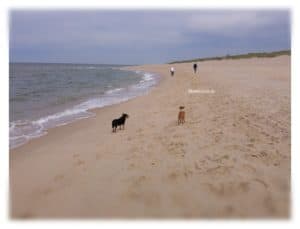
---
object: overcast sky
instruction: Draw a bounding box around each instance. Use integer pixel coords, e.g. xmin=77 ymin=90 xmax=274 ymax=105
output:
xmin=9 ymin=10 xmax=290 ymax=64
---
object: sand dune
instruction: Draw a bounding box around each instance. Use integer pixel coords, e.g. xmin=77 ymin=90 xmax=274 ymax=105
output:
xmin=10 ymin=56 xmax=290 ymax=218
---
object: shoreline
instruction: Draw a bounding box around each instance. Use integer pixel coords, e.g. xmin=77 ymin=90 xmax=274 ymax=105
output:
xmin=10 ymin=57 xmax=290 ymax=218
xmin=10 ymin=67 xmax=162 ymax=150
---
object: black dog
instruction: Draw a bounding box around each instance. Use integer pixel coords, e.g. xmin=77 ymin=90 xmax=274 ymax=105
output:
xmin=112 ymin=113 xmax=129 ymax=132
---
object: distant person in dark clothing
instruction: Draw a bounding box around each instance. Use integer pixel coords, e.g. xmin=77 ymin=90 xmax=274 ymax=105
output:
xmin=193 ymin=63 xmax=198 ymax=73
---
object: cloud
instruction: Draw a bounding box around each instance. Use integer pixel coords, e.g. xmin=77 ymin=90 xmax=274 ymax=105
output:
xmin=186 ymin=11 xmax=289 ymax=36
xmin=9 ymin=10 xmax=290 ymax=64
xmin=10 ymin=10 xmax=187 ymax=47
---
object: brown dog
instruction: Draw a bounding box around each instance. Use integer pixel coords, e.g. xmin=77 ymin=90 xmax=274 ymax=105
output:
xmin=178 ymin=106 xmax=185 ymax=125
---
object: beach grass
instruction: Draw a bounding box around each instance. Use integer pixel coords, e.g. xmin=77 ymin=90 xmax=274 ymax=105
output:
xmin=168 ymin=50 xmax=291 ymax=64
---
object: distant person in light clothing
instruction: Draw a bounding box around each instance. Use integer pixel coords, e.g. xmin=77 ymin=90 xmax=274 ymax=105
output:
xmin=170 ymin=67 xmax=175 ymax=76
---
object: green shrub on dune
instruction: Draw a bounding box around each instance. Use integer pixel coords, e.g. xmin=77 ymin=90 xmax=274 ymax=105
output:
xmin=168 ymin=50 xmax=291 ymax=64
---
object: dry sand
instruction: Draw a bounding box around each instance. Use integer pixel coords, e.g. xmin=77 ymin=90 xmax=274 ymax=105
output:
xmin=10 ymin=56 xmax=291 ymax=219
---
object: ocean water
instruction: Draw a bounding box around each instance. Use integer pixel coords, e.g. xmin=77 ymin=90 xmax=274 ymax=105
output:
xmin=9 ymin=63 xmax=159 ymax=149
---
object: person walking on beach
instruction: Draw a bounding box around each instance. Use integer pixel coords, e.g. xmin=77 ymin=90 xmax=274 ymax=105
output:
xmin=170 ymin=67 xmax=175 ymax=76
xmin=193 ymin=63 xmax=198 ymax=74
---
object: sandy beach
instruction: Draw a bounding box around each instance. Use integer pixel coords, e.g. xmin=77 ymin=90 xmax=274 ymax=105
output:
xmin=10 ymin=56 xmax=291 ymax=219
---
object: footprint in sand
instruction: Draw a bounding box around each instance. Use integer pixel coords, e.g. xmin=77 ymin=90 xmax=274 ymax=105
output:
xmin=214 ymin=136 xmax=221 ymax=143
xmin=246 ymin=151 xmax=269 ymax=162
xmin=224 ymin=144 xmax=249 ymax=152
xmin=238 ymin=182 xmax=250 ymax=192
xmin=249 ymin=138 xmax=256 ymax=143
xmin=132 ymin=175 xmax=147 ymax=186
xmin=260 ymin=131 xmax=270 ymax=137
xmin=128 ymin=163 xmax=135 ymax=169
xmin=224 ymin=205 xmax=235 ymax=215
xmin=194 ymin=160 xmax=204 ymax=171
xmin=183 ymin=167 xmax=193 ymax=178
xmin=205 ymin=165 xmax=233 ymax=176
xmin=173 ymin=134 xmax=181 ymax=139
xmin=54 ymin=174 xmax=65 ymax=183
xmin=39 ymin=187 xmax=54 ymax=196
xmin=208 ymin=154 xmax=230 ymax=163
xmin=203 ymin=181 xmax=250 ymax=197
xmin=259 ymin=151 xmax=268 ymax=157
xmin=168 ymin=171 xmax=180 ymax=181
xmin=96 ymin=153 xmax=101 ymax=160
xmin=252 ymin=178 xmax=269 ymax=189
xmin=75 ymin=159 xmax=85 ymax=166
xmin=194 ymin=162 xmax=202 ymax=171
xmin=167 ymin=141 xmax=186 ymax=158
xmin=241 ymin=163 xmax=257 ymax=173
xmin=72 ymin=153 xmax=87 ymax=171
xmin=246 ymin=143 xmax=255 ymax=148
xmin=73 ymin=153 xmax=80 ymax=158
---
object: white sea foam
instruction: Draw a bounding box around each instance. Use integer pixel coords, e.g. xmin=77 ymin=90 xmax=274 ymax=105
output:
xmin=142 ymin=73 xmax=154 ymax=81
xmin=105 ymin=87 xmax=125 ymax=95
